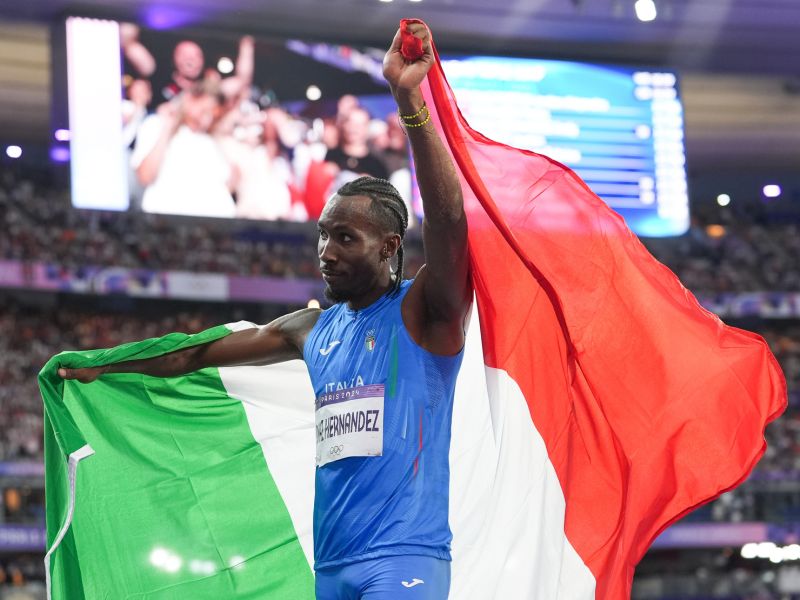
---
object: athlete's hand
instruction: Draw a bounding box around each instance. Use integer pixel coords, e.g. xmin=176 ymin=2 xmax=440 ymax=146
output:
xmin=383 ymin=22 xmax=433 ymax=92
xmin=58 ymin=366 xmax=107 ymax=384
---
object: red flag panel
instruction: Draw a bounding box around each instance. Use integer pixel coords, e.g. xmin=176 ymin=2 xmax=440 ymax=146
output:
xmin=404 ymin=19 xmax=788 ymax=599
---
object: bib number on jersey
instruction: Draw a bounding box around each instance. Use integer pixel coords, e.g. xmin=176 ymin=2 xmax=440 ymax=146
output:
xmin=315 ymin=384 xmax=384 ymax=467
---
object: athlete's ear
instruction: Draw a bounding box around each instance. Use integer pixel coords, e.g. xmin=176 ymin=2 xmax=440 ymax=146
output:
xmin=382 ymin=234 xmax=401 ymax=258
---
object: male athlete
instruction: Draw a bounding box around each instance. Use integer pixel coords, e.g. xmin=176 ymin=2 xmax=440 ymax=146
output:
xmin=59 ymin=22 xmax=471 ymax=600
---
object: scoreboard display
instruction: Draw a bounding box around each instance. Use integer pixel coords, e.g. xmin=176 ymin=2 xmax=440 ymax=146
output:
xmin=441 ymin=56 xmax=688 ymax=236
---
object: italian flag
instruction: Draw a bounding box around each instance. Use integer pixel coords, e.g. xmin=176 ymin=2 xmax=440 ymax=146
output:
xmin=40 ymin=24 xmax=786 ymax=600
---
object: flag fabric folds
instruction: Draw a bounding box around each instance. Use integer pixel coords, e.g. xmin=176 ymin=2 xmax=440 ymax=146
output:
xmin=40 ymin=21 xmax=786 ymax=600
xmin=39 ymin=325 xmax=318 ymax=599
xmin=409 ymin=18 xmax=787 ymax=599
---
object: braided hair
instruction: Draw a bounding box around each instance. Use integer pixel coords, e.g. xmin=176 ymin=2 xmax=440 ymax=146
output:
xmin=335 ymin=176 xmax=409 ymax=294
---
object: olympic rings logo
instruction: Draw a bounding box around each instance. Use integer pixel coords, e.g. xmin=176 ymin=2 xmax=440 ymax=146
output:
xmin=329 ymin=445 xmax=344 ymax=456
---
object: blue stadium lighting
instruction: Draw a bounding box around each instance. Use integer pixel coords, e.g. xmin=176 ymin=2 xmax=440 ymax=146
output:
xmin=5 ymin=145 xmax=22 ymax=159
xmin=763 ymin=184 xmax=782 ymax=198
xmin=141 ymin=7 xmax=197 ymax=30
xmin=50 ymin=147 xmax=71 ymax=163
xmin=716 ymin=194 xmax=731 ymax=206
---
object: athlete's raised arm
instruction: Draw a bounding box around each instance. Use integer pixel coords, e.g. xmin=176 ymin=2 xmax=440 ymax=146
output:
xmin=383 ymin=22 xmax=471 ymax=354
xmin=58 ymin=308 xmax=320 ymax=383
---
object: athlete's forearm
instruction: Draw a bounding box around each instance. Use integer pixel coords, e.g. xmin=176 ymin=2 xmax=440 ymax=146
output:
xmin=60 ymin=310 xmax=320 ymax=385
xmin=102 ymin=344 xmax=207 ymax=378
xmin=102 ymin=324 xmax=299 ymax=377
xmin=382 ymin=23 xmax=471 ymax=323
xmin=58 ymin=343 xmax=209 ymax=384
xmin=392 ymin=86 xmax=464 ymax=227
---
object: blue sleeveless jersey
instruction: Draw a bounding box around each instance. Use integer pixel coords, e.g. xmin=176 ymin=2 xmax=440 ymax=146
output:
xmin=303 ymin=279 xmax=464 ymax=569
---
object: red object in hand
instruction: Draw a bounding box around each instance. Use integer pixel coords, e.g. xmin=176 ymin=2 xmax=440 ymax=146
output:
xmin=400 ymin=19 xmax=425 ymax=61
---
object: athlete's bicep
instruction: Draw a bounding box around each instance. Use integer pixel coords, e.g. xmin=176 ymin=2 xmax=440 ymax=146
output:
xmin=196 ymin=308 xmax=321 ymax=368
xmin=403 ymin=268 xmax=469 ymax=355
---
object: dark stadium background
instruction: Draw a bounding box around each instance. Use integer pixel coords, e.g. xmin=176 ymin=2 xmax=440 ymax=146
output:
xmin=0 ymin=1 xmax=799 ymax=598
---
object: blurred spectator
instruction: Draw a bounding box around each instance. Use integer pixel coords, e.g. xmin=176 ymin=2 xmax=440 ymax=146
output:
xmin=372 ymin=112 xmax=415 ymax=227
xmin=120 ymin=23 xmax=156 ymax=79
xmin=162 ymin=40 xmax=205 ymax=100
xmin=132 ymin=80 xmax=238 ymax=218
xmin=0 ymin=300 xmax=221 ymax=462
xmin=217 ymin=103 xmax=300 ymax=221
xmin=0 ymin=555 xmax=46 ymax=598
xmin=302 ymin=105 xmax=391 ymax=219
xmin=122 ymin=78 xmax=154 ymax=210
xmin=372 ymin=112 xmax=409 ymax=178
xmin=149 ymin=36 xmax=254 ymax=107
xmin=122 ymin=79 xmax=153 ymax=147
xmin=324 ymin=106 xmax=389 ymax=180
xmin=645 ymin=219 xmax=800 ymax=292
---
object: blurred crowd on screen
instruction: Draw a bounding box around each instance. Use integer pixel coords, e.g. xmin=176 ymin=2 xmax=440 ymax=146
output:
xmin=119 ymin=26 xmax=415 ymax=223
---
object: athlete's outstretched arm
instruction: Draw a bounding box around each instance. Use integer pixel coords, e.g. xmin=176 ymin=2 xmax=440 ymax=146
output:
xmin=383 ymin=23 xmax=471 ymax=346
xmin=58 ymin=308 xmax=320 ymax=383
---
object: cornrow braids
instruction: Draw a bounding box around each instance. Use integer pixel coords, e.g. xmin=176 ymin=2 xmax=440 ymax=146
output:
xmin=336 ymin=176 xmax=409 ymax=294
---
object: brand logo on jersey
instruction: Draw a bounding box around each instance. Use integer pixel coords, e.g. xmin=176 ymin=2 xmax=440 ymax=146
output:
xmin=401 ymin=578 xmax=424 ymax=588
xmin=365 ymin=329 xmax=376 ymax=352
xmin=319 ymin=340 xmax=341 ymax=356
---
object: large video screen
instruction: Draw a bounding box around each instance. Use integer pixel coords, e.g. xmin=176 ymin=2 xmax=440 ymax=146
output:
xmin=440 ymin=56 xmax=689 ymax=236
xmin=61 ymin=17 xmax=688 ymax=236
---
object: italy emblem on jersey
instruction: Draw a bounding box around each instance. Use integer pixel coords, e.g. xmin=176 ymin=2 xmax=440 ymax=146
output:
xmin=365 ymin=329 xmax=376 ymax=352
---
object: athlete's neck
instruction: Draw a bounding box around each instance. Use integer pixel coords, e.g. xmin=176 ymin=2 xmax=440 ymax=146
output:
xmin=346 ymin=279 xmax=395 ymax=311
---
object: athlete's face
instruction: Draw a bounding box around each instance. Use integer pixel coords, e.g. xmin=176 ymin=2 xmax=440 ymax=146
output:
xmin=317 ymin=195 xmax=387 ymax=304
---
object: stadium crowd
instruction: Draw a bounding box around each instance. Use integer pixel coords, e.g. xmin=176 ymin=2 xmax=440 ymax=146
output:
xmin=0 ymin=166 xmax=798 ymax=600
xmin=645 ymin=220 xmax=800 ymax=293
xmin=0 ymin=173 xmax=426 ymax=279
xmin=0 ymin=172 xmax=796 ymax=291
xmin=0 ymin=301 xmax=224 ymax=462
xmin=1 ymin=168 xmax=799 ymax=456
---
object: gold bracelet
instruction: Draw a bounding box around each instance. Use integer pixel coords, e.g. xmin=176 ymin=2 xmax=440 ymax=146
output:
xmin=399 ymin=103 xmax=428 ymax=121
xmin=402 ymin=111 xmax=431 ymax=128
